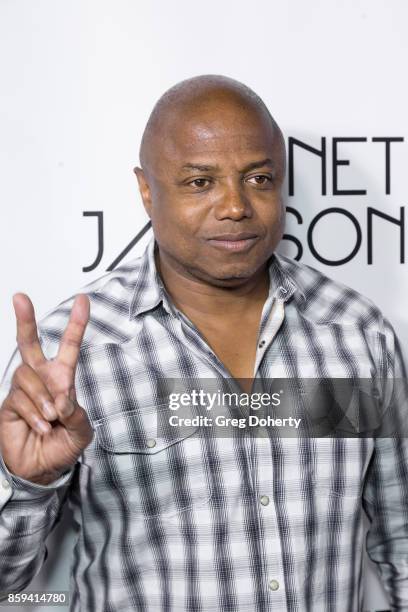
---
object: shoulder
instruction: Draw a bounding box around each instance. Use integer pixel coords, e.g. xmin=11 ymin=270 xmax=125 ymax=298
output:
xmin=275 ymin=252 xmax=388 ymax=334
xmin=37 ymin=254 xmax=145 ymax=354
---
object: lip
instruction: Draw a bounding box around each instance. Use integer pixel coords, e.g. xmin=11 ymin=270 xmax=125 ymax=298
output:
xmin=207 ymin=233 xmax=260 ymax=252
xmin=208 ymin=232 xmax=258 ymax=241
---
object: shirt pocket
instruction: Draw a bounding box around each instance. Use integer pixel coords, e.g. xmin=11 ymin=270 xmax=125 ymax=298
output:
xmin=299 ymin=438 xmax=372 ymax=597
xmin=311 ymin=437 xmax=374 ymax=498
xmin=91 ymin=403 xmax=213 ymax=521
xmin=296 ymin=378 xmax=384 ymax=438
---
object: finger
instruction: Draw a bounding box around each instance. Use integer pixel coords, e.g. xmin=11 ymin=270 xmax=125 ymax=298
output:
xmin=54 ymin=394 xmax=94 ymax=450
xmin=13 ymin=293 xmax=46 ymax=368
xmin=5 ymin=388 xmax=52 ymax=435
xmin=12 ymin=363 xmax=58 ymax=421
xmin=57 ymin=294 xmax=90 ymax=369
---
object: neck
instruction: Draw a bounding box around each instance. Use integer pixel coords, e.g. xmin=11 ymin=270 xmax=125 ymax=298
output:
xmin=155 ymin=247 xmax=271 ymax=318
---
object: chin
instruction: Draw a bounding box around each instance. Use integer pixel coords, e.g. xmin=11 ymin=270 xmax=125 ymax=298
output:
xmin=206 ymin=266 xmax=258 ymax=284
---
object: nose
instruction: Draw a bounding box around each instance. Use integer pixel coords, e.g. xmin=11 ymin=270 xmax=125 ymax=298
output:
xmin=213 ymin=180 xmax=253 ymax=221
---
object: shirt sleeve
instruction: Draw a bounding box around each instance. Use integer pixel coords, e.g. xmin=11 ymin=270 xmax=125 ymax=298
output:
xmin=363 ymin=317 xmax=408 ymax=610
xmin=0 ymin=344 xmax=75 ymax=600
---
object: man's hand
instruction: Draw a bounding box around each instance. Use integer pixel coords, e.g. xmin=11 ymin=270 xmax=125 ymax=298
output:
xmin=0 ymin=293 xmax=94 ymax=485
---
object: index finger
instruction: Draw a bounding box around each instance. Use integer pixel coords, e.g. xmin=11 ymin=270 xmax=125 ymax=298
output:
xmin=57 ymin=294 xmax=90 ymax=368
xmin=13 ymin=293 xmax=46 ymax=368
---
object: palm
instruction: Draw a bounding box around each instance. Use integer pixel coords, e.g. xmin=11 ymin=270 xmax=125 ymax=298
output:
xmin=9 ymin=360 xmax=77 ymax=477
xmin=0 ymin=293 xmax=92 ymax=483
xmin=37 ymin=358 xmax=76 ymax=400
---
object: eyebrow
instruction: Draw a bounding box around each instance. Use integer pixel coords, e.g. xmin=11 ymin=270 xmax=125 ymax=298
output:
xmin=180 ymin=158 xmax=274 ymax=174
xmin=181 ymin=163 xmax=220 ymax=172
xmin=241 ymin=158 xmax=274 ymax=172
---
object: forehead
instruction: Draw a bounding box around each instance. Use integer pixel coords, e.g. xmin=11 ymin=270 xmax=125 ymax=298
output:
xmin=162 ymin=113 xmax=281 ymax=166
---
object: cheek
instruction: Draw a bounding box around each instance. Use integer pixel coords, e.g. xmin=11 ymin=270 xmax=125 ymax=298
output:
xmin=152 ymin=195 xmax=208 ymax=235
xmin=275 ymin=200 xmax=286 ymax=229
xmin=257 ymin=196 xmax=285 ymax=227
xmin=149 ymin=203 xmax=206 ymax=261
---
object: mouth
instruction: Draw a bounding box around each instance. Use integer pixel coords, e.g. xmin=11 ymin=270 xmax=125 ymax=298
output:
xmin=207 ymin=232 xmax=260 ymax=252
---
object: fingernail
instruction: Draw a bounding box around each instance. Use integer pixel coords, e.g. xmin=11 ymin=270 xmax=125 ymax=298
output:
xmin=43 ymin=401 xmax=57 ymax=420
xmin=60 ymin=398 xmax=75 ymax=418
xmin=36 ymin=419 xmax=51 ymax=434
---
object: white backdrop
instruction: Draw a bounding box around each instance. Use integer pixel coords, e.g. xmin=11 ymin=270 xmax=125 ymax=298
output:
xmin=1 ymin=1 xmax=407 ymax=610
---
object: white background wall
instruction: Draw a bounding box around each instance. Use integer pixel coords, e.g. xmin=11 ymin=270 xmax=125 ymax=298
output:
xmin=1 ymin=1 xmax=407 ymax=610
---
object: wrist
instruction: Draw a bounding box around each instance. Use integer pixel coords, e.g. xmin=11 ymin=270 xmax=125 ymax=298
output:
xmin=2 ymin=460 xmax=66 ymax=486
xmin=29 ymin=472 xmax=66 ymax=486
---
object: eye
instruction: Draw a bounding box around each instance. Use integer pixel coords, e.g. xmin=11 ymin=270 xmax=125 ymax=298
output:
xmin=246 ymin=174 xmax=272 ymax=186
xmin=189 ymin=178 xmax=210 ymax=188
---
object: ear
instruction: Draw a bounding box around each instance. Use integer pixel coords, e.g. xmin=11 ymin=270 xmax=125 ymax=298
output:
xmin=134 ymin=167 xmax=152 ymax=218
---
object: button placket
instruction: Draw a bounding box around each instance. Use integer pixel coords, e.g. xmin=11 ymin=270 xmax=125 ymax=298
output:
xmin=254 ymin=298 xmax=285 ymax=375
xmin=252 ymin=437 xmax=286 ymax=603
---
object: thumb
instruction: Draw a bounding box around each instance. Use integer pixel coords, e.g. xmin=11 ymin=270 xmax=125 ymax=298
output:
xmin=55 ymin=393 xmax=94 ymax=450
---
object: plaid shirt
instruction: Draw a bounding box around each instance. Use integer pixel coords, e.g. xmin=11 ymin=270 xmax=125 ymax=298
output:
xmin=1 ymin=235 xmax=408 ymax=611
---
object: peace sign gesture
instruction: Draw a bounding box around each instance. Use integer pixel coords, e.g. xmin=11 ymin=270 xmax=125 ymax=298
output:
xmin=0 ymin=293 xmax=93 ymax=485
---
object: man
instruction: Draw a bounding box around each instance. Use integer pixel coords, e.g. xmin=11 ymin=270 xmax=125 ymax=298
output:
xmin=0 ymin=75 xmax=407 ymax=611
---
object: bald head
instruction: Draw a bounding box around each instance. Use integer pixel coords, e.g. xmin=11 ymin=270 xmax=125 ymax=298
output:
xmin=139 ymin=75 xmax=285 ymax=174
xmin=134 ymin=74 xmax=287 ymax=288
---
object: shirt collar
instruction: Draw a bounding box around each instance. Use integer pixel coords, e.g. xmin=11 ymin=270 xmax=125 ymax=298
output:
xmin=128 ymin=237 xmax=170 ymax=320
xmin=268 ymin=251 xmax=307 ymax=303
xmin=128 ymin=235 xmax=306 ymax=320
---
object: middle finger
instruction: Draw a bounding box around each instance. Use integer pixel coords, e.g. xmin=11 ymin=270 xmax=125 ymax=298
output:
xmin=12 ymin=363 xmax=58 ymax=421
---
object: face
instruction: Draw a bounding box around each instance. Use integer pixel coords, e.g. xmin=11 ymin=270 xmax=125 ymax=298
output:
xmin=135 ymin=98 xmax=286 ymax=288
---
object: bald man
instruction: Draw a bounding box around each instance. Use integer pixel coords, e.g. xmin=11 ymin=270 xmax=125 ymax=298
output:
xmin=0 ymin=75 xmax=407 ymax=611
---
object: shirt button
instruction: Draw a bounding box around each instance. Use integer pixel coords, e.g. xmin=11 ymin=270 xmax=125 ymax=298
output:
xmin=1 ymin=479 xmax=11 ymax=490
xmin=258 ymin=340 xmax=266 ymax=348
xmin=146 ymin=438 xmax=156 ymax=448
xmin=269 ymin=579 xmax=279 ymax=591
xmin=260 ymin=495 xmax=270 ymax=506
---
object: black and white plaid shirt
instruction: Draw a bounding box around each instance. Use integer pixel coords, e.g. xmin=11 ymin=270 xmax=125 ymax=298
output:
xmin=1 ymin=235 xmax=408 ymax=611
